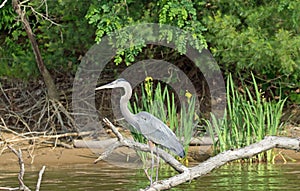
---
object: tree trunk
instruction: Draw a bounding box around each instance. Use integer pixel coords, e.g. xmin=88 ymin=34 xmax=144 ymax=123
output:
xmin=12 ymin=0 xmax=59 ymax=100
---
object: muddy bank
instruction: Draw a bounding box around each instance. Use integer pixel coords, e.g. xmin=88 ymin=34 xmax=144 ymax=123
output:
xmin=1 ymin=143 xmax=300 ymax=171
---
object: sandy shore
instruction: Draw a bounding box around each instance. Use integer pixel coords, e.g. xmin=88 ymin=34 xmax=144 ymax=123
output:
xmin=1 ymin=144 xmax=300 ymax=171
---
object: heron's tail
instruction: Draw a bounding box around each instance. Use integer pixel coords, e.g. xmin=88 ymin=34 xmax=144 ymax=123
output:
xmin=178 ymin=150 xmax=185 ymax=158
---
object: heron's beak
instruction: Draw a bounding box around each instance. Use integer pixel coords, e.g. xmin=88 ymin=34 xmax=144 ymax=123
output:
xmin=95 ymin=82 xmax=114 ymax=90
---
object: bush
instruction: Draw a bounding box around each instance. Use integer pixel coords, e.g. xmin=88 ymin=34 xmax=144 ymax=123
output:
xmin=201 ymin=0 xmax=300 ymax=102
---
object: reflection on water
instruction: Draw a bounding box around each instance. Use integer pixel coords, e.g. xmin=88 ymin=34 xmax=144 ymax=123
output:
xmin=188 ymin=164 xmax=300 ymax=191
xmin=1 ymin=163 xmax=300 ymax=190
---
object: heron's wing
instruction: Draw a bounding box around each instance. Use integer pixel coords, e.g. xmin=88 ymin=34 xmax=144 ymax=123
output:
xmin=134 ymin=112 xmax=184 ymax=157
xmin=134 ymin=112 xmax=178 ymax=142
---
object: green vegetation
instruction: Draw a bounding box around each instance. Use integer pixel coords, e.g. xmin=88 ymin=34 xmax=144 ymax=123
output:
xmin=206 ymin=74 xmax=287 ymax=162
xmin=201 ymin=0 xmax=300 ymax=103
xmin=1 ymin=0 xmax=298 ymax=102
xmin=85 ymin=0 xmax=206 ymax=65
xmin=0 ymin=0 xmax=298 ymax=163
xmin=0 ymin=0 xmax=95 ymax=78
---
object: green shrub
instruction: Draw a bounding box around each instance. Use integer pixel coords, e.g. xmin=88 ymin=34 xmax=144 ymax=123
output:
xmin=201 ymin=0 xmax=300 ymax=102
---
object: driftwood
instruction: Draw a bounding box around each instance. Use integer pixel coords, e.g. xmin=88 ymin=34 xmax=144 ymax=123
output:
xmin=73 ymin=136 xmax=214 ymax=149
xmin=142 ymin=136 xmax=300 ymax=191
xmin=0 ymin=121 xmax=91 ymax=147
xmin=74 ymin=138 xmax=118 ymax=149
xmin=0 ymin=146 xmax=46 ymax=191
xmin=99 ymin=118 xmax=300 ymax=190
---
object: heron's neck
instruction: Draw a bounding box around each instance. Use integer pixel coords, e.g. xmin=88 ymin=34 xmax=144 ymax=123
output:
xmin=119 ymin=85 xmax=136 ymax=125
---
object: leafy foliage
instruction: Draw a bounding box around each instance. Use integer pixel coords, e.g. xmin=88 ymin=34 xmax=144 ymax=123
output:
xmin=200 ymin=0 xmax=300 ymax=101
xmin=0 ymin=0 xmax=299 ymax=104
xmin=0 ymin=0 xmax=96 ymax=78
xmin=85 ymin=0 xmax=207 ymax=65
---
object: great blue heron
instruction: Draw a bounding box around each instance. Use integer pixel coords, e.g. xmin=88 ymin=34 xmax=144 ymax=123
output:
xmin=96 ymin=78 xmax=185 ymax=184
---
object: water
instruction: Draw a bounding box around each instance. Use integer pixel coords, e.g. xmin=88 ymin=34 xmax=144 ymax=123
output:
xmin=1 ymin=163 xmax=300 ymax=190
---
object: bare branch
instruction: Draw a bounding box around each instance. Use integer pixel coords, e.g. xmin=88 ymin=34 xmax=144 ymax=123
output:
xmin=28 ymin=5 xmax=60 ymax=26
xmin=142 ymin=136 xmax=300 ymax=190
xmin=94 ymin=142 xmax=121 ymax=163
xmin=103 ymin=118 xmax=124 ymax=142
xmin=7 ymin=146 xmax=31 ymax=191
xmin=0 ymin=0 xmax=8 ymax=9
xmin=98 ymin=118 xmax=188 ymax=173
xmin=0 ymin=186 xmax=19 ymax=190
xmin=35 ymin=166 xmax=46 ymax=191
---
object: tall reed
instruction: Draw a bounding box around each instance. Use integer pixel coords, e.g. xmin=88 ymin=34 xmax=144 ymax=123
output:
xmin=206 ymin=73 xmax=286 ymax=162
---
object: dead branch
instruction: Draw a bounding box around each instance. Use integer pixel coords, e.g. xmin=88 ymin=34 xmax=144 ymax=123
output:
xmin=1 ymin=146 xmax=46 ymax=191
xmin=36 ymin=166 xmax=46 ymax=191
xmin=73 ymin=138 xmax=118 ymax=149
xmin=0 ymin=128 xmax=91 ymax=145
xmin=142 ymin=136 xmax=300 ymax=191
xmin=7 ymin=145 xmax=30 ymax=191
xmin=95 ymin=118 xmax=188 ymax=173
xmin=0 ymin=0 xmax=8 ymax=9
xmin=0 ymin=187 xmax=19 ymax=190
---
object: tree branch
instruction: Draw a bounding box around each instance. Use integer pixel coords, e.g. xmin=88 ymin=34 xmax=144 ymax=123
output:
xmin=4 ymin=146 xmax=46 ymax=191
xmin=12 ymin=0 xmax=59 ymax=100
xmin=95 ymin=118 xmax=188 ymax=173
xmin=36 ymin=166 xmax=46 ymax=191
xmin=7 ymin=146 xmax=30 ymax=191
xmin=0 ymin=0 xmax=8 ymax=9
xmin=142 ymin=136 xmax=300 ymax=191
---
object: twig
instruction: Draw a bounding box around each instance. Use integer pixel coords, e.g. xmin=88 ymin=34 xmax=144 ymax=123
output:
xmin=50 ymin=99 xmax=78 ymax=131
xmin=29 ymin=6 xmax=60 ymax=26
xmin=0 ymin=82 xmax=11 ymax=106
xmin=35 ymin=166 xmax=46 ymax=191
xmin=94 ymin=142 xmax=121 ymax=163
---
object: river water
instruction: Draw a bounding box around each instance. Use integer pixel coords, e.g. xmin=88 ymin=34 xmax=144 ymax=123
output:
xmin=1 ymin=162 xmax=300 ymax=190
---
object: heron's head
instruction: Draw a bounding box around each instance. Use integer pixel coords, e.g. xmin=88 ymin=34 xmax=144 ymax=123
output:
xmin=96 ymin=78 xmax=131 ymax=90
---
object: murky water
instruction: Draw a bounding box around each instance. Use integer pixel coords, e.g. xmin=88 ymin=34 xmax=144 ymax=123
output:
xmin=1 ymin=162 xmax=300 ymax=190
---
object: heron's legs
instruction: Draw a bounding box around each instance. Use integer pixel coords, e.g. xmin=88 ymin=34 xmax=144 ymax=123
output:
xmin=155 ymin=146 xmax=159 ymax=182
xmin=148 ymin=141 xmax=154 ymax=186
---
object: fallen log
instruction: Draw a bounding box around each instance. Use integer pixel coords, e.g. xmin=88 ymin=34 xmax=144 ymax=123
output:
xmin=142 ymin=136 xmax=300 ymax=191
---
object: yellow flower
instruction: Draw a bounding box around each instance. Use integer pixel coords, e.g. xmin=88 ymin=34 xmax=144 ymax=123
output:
xmin=185 ymin=90 xmax=192 ymax=100
xmin=145 ymin=76 xmax=153 ymax=82
xmin=144 ymin=76 xmax=153 ymax=102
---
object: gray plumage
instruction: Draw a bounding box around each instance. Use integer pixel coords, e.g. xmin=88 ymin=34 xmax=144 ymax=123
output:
xmin=96 ymin=78 xmax=185 ymax=158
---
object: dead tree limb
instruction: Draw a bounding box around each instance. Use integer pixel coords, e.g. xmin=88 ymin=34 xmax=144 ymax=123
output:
xmin=36 ymin=166 xmax=46 ymax=191
xmin=95 ymin=118 xmax=188 ymax=173
xmin=0 ymin=0 xmax=8 ymax=9
xmin=142 ymin=136 xmax=300 ymax=191
xmin=2 ymin=146 xmax=46 ymax=191
xmin=7 ymin=146 xmax=30 ymax=191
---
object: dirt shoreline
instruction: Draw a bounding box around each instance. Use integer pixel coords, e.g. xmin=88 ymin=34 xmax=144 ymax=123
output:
xmin=1 ymin=144 xmax=300 ymax=171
